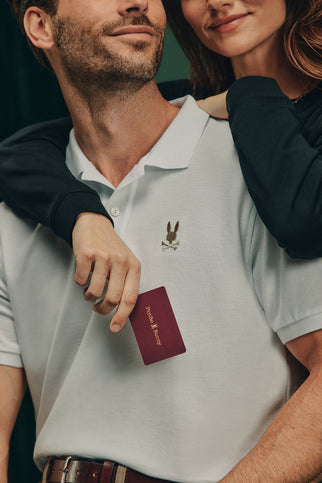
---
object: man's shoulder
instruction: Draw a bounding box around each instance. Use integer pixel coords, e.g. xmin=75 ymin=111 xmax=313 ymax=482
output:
xmin=0 ymin=202 xmax=38 ymax=237
xmin=0 ymin=202 xmax=71 ymax=274
xmin=175 ymin=95 xmax=233 ymax=143
xmin=0 ymin=201 xmax=19 ymax=220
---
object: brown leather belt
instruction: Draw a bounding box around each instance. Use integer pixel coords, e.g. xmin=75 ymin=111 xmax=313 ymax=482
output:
xmin=42 ymin=456 xmax=176 ymax=483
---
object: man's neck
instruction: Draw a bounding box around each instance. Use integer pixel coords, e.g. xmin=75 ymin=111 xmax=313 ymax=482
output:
xmin=62 ymin=80 xmax=179 ymax=187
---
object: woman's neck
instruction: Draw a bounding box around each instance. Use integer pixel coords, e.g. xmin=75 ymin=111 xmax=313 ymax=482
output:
xmin=230 ymin=34 xmax=312 ymax=100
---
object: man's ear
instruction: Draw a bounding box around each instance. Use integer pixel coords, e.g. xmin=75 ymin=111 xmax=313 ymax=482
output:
xmin=23 ymin=7 xmax=55 ymax=50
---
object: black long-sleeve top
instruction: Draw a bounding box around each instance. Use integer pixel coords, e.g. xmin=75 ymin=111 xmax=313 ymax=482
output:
xmin=0 ymin=77 xmax=321 ymax=257
xmin=227 ymin=77 xmax=322 ymax=257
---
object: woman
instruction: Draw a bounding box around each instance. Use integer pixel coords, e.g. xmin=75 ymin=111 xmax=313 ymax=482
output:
xmin=164 ymin=0 xmax=322 ymax=258
xmin=0 ymin=0 xmax=321 ymax=324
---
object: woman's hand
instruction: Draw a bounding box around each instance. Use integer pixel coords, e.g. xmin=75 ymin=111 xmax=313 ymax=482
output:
xmin=72 ymin=213 xmax=141 ymax=333
xmin=197 ymin=91 xmax=228 ymax=120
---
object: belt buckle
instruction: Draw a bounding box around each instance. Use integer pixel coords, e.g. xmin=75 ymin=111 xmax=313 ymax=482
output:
xmin=60 ymin=456 xmax=73 ymax=483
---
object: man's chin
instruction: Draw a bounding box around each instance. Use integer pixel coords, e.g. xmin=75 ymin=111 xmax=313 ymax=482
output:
xmin=102 ymin=36 xmax=156 ymax=53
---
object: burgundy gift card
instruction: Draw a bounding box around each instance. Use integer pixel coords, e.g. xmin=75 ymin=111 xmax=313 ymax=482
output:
xmin=129 ymin=287 xmax=186 ymax=365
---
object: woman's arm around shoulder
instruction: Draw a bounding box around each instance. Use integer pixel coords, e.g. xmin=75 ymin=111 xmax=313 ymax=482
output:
xmin=0 ymin=119 xmax=141 ymax=331
xmin=226 ymin=76 xmax=322 ymax=258
xmin=0 ymin=117 xmax=109 ymax=245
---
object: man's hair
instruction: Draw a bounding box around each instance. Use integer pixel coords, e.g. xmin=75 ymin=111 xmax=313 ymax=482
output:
xmin=5 ymin=0 xmax=58 ymax=71
xmin=162 ymin=0 xmax=322 ymax=95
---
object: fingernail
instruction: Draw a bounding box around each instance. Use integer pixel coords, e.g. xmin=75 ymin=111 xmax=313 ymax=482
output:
xmin=111 ymin=324 xmax=121 ymax=333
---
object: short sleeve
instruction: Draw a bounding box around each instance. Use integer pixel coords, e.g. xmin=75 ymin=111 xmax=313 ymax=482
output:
xmin=247 ymin=213 xmax=322 ymax=344
xmin=0 ymin=241 xmax=23 ymax=367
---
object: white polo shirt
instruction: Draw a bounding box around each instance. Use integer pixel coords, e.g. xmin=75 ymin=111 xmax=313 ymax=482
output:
xmin=0 ymin=96 xmax=321 ymax=482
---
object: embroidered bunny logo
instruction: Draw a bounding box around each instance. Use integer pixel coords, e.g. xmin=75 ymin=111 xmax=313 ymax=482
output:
xmin=162 ymin=221 xmax=180 ymax=251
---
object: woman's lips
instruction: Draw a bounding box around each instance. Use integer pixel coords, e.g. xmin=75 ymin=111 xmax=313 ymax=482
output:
xmin=208 ymin=13 xmax=249 ymax=33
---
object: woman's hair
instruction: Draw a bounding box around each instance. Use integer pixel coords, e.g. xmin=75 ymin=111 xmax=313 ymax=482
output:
xmin=5 ymin=0 xmax=58 ymax=71
xmin=162 ymin=0 xmax=322 ymax=94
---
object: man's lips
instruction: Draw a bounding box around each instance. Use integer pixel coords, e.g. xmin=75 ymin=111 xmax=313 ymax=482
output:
xmin=208 ymin=13 xmax=249 ymax=30
xmin=110 ymin=26 xmax=155 ymax=37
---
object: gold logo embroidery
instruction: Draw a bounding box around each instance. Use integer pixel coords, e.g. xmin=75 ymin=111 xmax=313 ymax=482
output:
xmin=146 ymin=306 xmax=162 ymax=346
xmin=162 ymin=221 xmax=180 ymax=251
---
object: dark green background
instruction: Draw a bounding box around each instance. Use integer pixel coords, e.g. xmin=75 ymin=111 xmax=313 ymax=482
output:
xmin=1 ymin=1 xmax=189 ymax=482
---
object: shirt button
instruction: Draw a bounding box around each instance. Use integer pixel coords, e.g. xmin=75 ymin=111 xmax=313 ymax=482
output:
xmin=110 ymin=207 xmax=120 ymax=217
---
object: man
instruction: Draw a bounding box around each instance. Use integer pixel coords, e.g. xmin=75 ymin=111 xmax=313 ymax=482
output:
xmin=0 ymin=1 xmax=321 ymax=482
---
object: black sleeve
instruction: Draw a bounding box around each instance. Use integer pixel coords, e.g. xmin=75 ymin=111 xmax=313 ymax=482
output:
xmin=0 ymin=118 xmax=112 ymax=246
xmin=227 ymin=76 xmax=322 ymax=258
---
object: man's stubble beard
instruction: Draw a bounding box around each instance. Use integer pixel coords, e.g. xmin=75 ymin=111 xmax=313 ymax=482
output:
xmin=51 ymin=14 xmax=164 ymax=98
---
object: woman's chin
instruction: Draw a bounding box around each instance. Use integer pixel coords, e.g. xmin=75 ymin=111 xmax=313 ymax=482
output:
xmin=204 ymin=41 xmax=253 ymax=60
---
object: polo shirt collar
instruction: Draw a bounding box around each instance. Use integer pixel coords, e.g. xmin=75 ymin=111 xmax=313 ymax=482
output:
xmin=143 ymin=95 xmax=209 ymax=169
xmin=66 ymin=95 xmax=209 ymax=185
